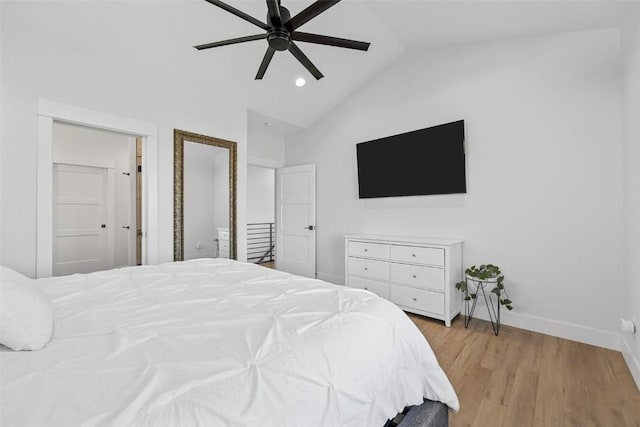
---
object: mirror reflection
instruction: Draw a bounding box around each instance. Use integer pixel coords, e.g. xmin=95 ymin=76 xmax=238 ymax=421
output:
xmin=174 ymin=129 xmax=237 ymax=261
xmin=183 ymin=142 xmax=229 ymax=260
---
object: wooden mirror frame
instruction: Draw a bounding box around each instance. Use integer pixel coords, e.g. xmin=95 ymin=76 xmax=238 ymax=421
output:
xmin=174 ymin=129 xmax=237 ymax=261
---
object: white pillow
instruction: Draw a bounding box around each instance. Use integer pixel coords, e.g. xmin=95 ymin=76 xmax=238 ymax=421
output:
xmin=0 ymin=266 xmax=53 ymax=350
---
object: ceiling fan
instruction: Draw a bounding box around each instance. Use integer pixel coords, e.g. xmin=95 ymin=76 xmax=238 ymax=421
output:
xmin=194 ymin=0 xmax=371 ymax=80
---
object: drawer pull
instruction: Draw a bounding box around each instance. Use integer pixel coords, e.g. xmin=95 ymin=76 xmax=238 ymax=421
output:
xmin=412 ymin=275 xmax=417 ymax=279
xmin=364 ymin=249 xmax=368 ymax=252
xmin=364 ymin=287 xmax=368 ymax=290
xmin=413 ymin=297 xmax=417 ymax=301
xmin=412 ymin=254 xmax=416 ymax=257
xmin=364 ymin=267 xmax=368 ymax=271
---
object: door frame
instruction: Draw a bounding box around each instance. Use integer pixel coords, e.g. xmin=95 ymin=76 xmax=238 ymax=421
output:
xmin=37 ymin=99 xmax=159 ymax=278
xmin=128 ymin=137 xmax=138 ymax=266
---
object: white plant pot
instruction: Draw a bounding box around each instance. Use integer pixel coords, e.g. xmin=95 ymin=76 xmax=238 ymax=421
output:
xmin=466 ymin=274 xmax=499 ymax=290
xmin=465 ymin=274 xmax=499 ymax=283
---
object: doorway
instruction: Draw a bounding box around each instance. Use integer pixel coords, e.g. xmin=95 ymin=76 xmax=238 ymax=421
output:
xmin=36 ymin=99 xmax=159 ymax=278
xmin=51 ymin=122 xmax=139 ymax=276
xmin=247 ymin=165 xmax=276 ymax=267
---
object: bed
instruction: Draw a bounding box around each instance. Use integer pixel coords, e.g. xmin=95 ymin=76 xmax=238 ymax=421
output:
xmin=1 ymin=258 xmax=458 ymax=426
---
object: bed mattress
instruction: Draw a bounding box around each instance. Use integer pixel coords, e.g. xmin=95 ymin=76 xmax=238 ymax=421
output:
xmin=1 ymin=259 xmax=458 ymax=426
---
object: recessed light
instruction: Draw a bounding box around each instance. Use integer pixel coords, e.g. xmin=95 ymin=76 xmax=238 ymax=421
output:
xmin=295 ymin=77 xmax=306 ymax=87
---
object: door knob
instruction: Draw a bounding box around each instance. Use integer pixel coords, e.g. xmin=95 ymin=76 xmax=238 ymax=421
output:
xmin=101 ymin=224 xmax=106 ymax=228
xmin=304 ymin=225 xmax=315 ymax=230
xmin=122 ymin=226 xmax=130 ymax=229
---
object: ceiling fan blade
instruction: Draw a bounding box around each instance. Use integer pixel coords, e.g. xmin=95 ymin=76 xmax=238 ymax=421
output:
xmin=288 ymin=42 xmax=323 ymax=80
xmin=255 ymin=47 xmax=276 ymax=79
xmin=194 ymin=34 xmax=267 ymax=50
xmin=291 ymin=32 xmax=370 ymax=51
xmin=204 ymin=0 xmax=268 ymax=30
xmin=286 ymin=0 xmax=341 ymax=30
xmin=266 ymin=0 xmax=282 ymax=27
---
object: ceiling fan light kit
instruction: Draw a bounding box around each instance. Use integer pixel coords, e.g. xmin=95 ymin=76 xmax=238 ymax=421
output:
xmin=194 ymin=0 xmax=371 ymax=80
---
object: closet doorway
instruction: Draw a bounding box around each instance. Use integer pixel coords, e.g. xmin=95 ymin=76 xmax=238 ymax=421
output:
xmin=36 ymin=99 xmax=159 ymax=278
xmin=51 ymin=122 xmax=140 ymax=276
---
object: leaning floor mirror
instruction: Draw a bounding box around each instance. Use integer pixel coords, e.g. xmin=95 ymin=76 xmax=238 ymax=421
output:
xmin=174 ymin=129 xmax=237 ymax=261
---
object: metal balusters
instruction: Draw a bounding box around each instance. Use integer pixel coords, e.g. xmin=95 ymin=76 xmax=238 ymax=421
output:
xmin=247 ymin=222 xmax=275 ymax=264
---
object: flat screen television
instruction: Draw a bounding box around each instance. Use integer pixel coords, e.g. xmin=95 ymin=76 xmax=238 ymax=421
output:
xmin=356 ymin=120 xmax=466 ymax=198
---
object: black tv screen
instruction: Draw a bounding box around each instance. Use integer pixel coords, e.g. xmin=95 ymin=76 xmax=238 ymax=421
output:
xmin=356 ymin=120 xmax=466 ymax=198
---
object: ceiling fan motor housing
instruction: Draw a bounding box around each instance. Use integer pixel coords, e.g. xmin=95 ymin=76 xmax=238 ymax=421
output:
xmin=267 ymin=6 xmax=291 ymax=51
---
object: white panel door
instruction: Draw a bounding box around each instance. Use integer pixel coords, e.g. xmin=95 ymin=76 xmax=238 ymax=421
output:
xmin=53 ymin=164 xmax=108 ymax=276
xmin=276 ymin=164 xmax=316 ymax=277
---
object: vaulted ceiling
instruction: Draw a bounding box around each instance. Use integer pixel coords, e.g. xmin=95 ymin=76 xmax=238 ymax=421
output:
xmin=2 ymin=0 xmax=634 ymax=128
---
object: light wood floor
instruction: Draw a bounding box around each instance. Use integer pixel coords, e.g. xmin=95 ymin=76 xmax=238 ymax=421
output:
xmin=259 ymin=261 xmax=275 ymax=269
xmin=409 ymin=314 xmax=640 ymax=427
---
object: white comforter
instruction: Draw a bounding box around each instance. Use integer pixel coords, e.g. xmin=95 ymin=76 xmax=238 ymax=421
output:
xmin=1 ymin=259 xmax=459 ymax=427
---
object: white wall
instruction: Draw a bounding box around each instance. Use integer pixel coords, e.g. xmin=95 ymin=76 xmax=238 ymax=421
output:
xmin=245 ymin=112 xmax=283 ymax=229
xmin=247 ymin=115 xmax=286 ymax=168
xmin=0 ymin=16 xmax=248 ymax=275
xmin=53 ymin=122 xmax=131 ymax=171
xmin=622 ymin=5 xmax=640 ymax=388
xmin=286 ymin=29 xmax=625 ymax=350
xmin=247 ymin=165 xmax=275 ymax=224
xmin=53 ymin=122 xmax=134 ymax=269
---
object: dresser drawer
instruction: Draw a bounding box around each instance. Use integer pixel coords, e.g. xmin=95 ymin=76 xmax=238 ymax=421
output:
xmin=391 ymin=285 xmax=444 ymax=315
xmin=348 ymin=276 xmax=389 ymax=299
xmin=389 ymin=245 xmax=444 ymax=266
xmin=348 ymin=257 xmax=389 ymax=281
xmin=390 ymin=263 xmax=444 ymax=291
xmin=348 ymin=241 xmax=389 ymax=259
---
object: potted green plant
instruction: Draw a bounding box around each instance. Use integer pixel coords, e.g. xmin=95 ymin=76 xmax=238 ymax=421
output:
xmin=455 ymin=264 xmax=513 ymax=310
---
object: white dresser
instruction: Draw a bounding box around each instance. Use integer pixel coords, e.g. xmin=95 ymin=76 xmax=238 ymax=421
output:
xmin=217 ymin=227 xmax=230 ymax=259
xmin=344 ymin=234 xmax=463 ymax=327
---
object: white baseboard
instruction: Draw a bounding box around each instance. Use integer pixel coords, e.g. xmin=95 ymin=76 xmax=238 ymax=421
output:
xmin=622 ymin=335 xmax=640 ymax=390
xmin=322 ymin=267 xmax=638 ymax=387
xmin=316 ymin=271 xmax=345 ymax=286
xmin=460 ymin=308 xmax=621 ymax=351
xmin=319 ymin=269 xmax=623 ymax=352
